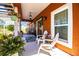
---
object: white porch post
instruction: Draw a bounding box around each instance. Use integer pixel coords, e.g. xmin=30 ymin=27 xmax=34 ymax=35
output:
xmin=13 ymin=7 xmax=20 ymax=36
xmin=14 ymin=18 xmax=20 ymax=36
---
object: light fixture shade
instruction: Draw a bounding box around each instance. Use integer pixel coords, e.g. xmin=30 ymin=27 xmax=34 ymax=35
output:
xmin=29 ymin=12 xmax=32 ymax=20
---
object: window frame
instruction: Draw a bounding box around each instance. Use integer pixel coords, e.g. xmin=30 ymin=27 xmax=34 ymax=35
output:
xmin=51 ymin=4 xmax=73 ymax=48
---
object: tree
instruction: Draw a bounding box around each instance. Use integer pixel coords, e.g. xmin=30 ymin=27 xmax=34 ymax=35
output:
xmin=6 ymin=25 xmax=14 ymax=31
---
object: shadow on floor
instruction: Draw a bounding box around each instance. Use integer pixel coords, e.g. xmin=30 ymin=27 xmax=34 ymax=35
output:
xmin=21 ymin=41 xmax=39 ymax=56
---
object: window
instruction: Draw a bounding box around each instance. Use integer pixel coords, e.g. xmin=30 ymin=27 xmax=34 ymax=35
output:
xmin=51 ymin=4 xmax=73 ymax=48
xmin=54 ymin=9 xmax=68 ymax=43
xmin=36 ymin=17 xmax=43 ymax=35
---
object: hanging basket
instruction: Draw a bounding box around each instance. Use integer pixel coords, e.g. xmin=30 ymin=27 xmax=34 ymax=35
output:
xmin=9 ymin=11 xmax=20 ymax=21
xmin=11 ymin=15 xmax=18 ymax=21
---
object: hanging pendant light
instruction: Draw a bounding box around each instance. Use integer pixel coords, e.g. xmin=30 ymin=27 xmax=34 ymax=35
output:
xmin=29 ymin=12 xmax=32 ymax=20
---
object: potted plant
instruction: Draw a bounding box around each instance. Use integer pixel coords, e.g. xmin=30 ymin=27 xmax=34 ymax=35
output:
xmin=0 ymin=34 xmax=25 ymax=56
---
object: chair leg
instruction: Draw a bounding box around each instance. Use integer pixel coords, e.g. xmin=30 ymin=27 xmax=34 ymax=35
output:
xmin=49 ymin=49 xmax=53 ymax=56
xmin=43 ymin=40 xmax=45 ymax=44
xmin=37 ymin=40 xmax=39 ymax=45
xmin=49 ymin=53 xmax=51 ymax=56
xmin=49 ymin=52 xmax=52 ymax=56
xmin=38 ymin=45 xmax=42 ymax=55
xmin=38 ymin=48 xmax=40 ymax=55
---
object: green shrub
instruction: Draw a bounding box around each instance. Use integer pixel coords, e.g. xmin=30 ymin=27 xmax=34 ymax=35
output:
xmin=6 ymin=25 xmax=14 ymax=31
xmin=0 ymin=34 xmax=25 ymax=56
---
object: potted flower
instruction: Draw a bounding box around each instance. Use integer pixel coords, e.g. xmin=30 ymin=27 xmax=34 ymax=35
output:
xmin=0 ymin=34 xmax=25 ymax=56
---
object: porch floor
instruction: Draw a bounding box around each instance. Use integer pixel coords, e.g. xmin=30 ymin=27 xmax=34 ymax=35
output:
xmin=21 ymin=41 xmax=71 ymax=56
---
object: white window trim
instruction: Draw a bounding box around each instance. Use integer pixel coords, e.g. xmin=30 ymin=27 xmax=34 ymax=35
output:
xmin=54 ymin=24 xmax=68 ymax=26
xmin=51 ymin=4 xmax=73 ymax=48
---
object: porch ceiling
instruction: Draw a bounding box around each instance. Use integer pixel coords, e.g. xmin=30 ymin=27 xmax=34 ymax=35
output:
xmin=21 ymin=3 xmax=50 ymax=20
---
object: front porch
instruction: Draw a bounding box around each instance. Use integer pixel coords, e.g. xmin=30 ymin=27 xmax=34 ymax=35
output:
xmin=20 ymin=41 xmax=71 ymax=56
xmin=0 ymin=3 xmax=79 ymax=56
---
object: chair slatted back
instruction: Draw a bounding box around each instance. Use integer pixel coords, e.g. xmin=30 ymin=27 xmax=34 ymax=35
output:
xmin=51 ymin=33 xmax=59 ymax=47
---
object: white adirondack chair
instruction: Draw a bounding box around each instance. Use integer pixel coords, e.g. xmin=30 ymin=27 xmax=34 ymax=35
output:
xmin=38 ymin=33 xmax=59 ymax=56
xmin=36 ymin=30 xmax=48 ymax=45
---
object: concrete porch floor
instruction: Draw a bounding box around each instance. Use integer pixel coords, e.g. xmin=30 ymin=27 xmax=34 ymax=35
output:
xmin=21 ymin=41 xmax=71 ymax=56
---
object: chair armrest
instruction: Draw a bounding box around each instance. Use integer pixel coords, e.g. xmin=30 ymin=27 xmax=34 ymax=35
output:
xmin=41 ymin=44 xmax=52 ymax=47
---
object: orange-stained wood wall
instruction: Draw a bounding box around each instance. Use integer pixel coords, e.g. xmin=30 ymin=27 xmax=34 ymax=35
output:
xmin=33 ymin=3 xmax=79 ymax=56
xmin=33 ymin=3 xmax=65 ymax=33
xmin=56 ymin=3 xmax=79 ymax=56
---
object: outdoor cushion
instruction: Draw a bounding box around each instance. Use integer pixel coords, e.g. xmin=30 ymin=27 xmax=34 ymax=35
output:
xmin=23 ymin=34 xmax=36 ymax=42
